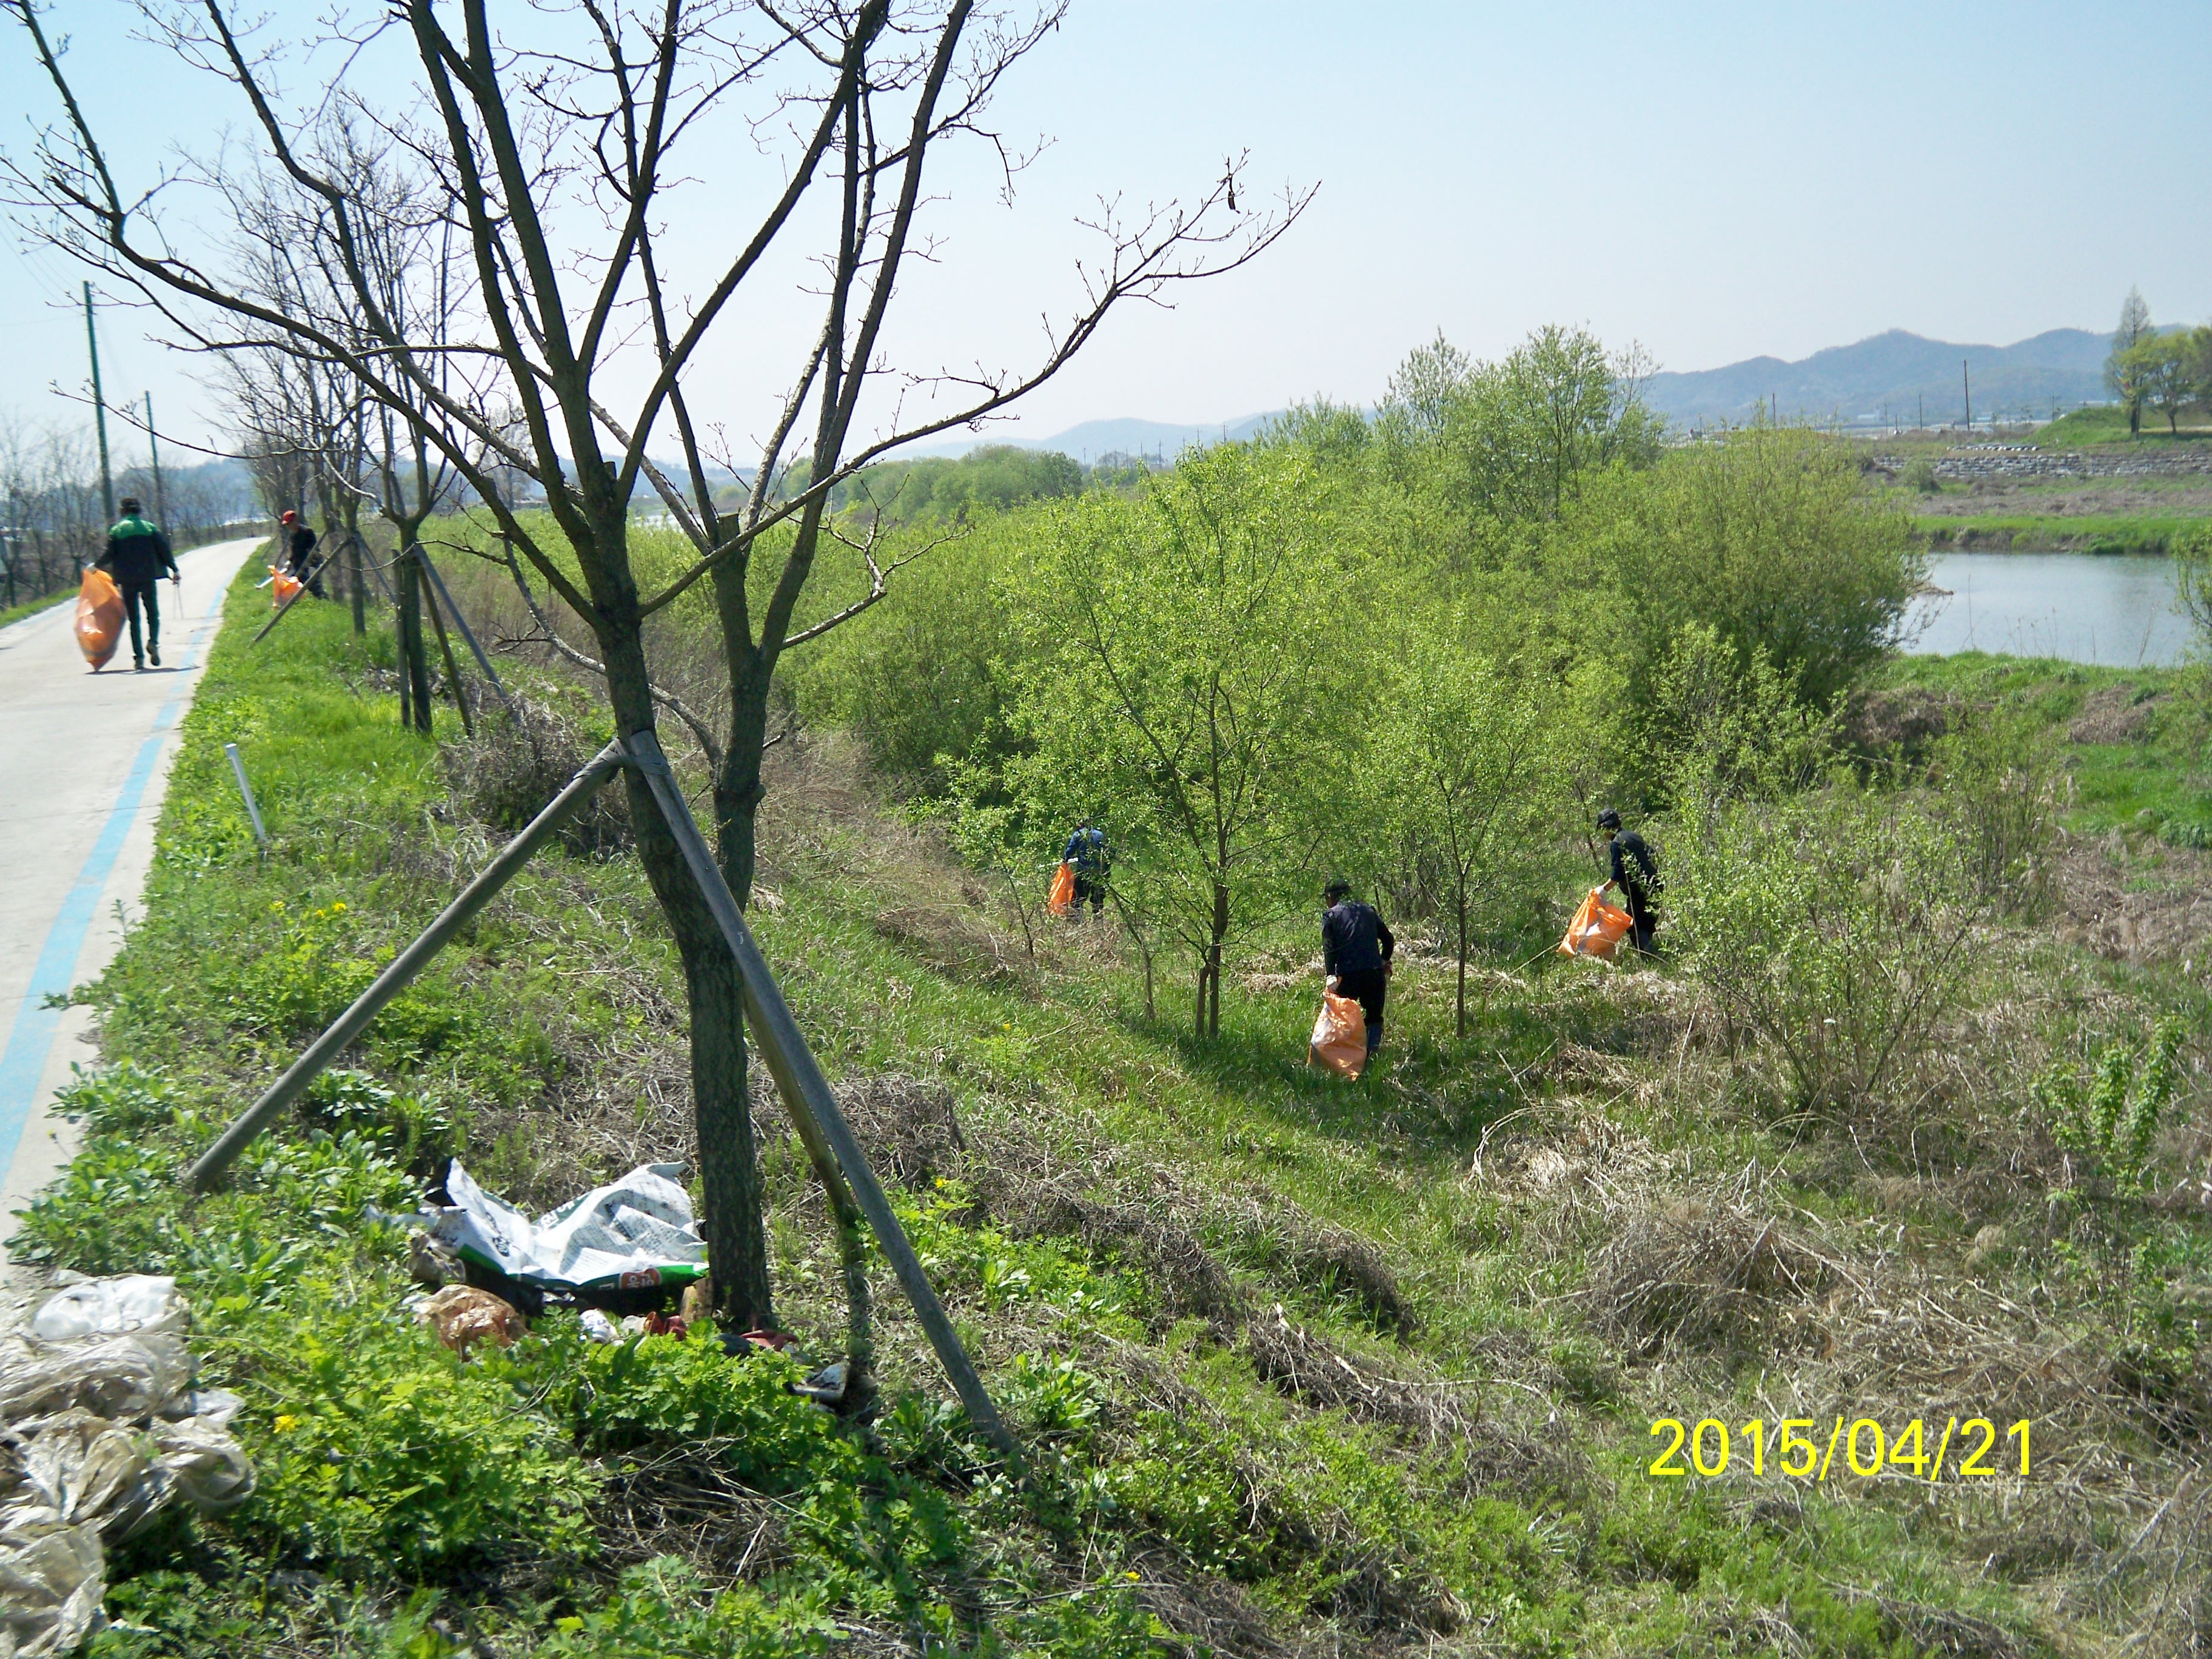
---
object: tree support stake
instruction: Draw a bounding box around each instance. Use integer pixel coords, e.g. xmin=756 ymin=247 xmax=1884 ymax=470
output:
xmin=620 ymin=730 xmax=1023 ymax=1475
xmin=184 ymin=740 xmax=629 ymax=1190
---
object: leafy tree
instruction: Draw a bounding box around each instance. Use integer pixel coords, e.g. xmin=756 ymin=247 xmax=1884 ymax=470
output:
xmin=2107 ymin=287 xmax=2157 ymax=435
xmin=2135 ymin=333 xmax=2195 ymax=434
xmin=1000 ymin=446 xmax=1344 ymax=1036
xmin=1369 ymin=635 xmax=1553 ymax=1036
xmin=1561 ymin=426 xmax=1922 ymax=712
xmin=1373 ymin=326 xmax=1661 ymax=526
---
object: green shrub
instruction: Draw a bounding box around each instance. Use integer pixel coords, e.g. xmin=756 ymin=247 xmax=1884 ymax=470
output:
xmin=1672 ymin=788 xmax=1981 ymax=1108
xmin=246 ymin=1318 xmax=600 ymax=1570
xmin=1902 ymin=457 xmax=1940 ymax=494
xmin=2036 ymin=1019 xmax=2187 ymax=1193
xmin=1928 ymin=699 xmax=2062 ymax=913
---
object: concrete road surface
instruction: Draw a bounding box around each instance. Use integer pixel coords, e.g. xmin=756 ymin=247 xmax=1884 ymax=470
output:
xmin=0 ymin=535 xmax=262 ymax=1284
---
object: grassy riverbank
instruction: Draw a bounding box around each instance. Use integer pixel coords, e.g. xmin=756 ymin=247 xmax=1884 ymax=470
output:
xmin=28 ymin=546 xmax=2212 ymax=1655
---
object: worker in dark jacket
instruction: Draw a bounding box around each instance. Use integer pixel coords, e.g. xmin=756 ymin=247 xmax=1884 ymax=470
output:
xmin=1321 ymin=879 xmax=1395 ymax=1057
xmin=1597 ymin=808 xmax=1661 ymax=955
xmin=97 ymin=496 xmax=178 ymax=670
xmin=1063 ymin=823 xmax=1109 ymax=915
xmin=280 ymin=509 xmax=325 ymax=598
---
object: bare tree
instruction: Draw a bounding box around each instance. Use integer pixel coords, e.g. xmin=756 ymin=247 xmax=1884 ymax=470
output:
xmin=5 ymin=0 xmax=1307 ymax=1330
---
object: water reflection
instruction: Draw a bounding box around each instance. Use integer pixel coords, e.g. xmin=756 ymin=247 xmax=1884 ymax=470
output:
xmin=1906 ymin=553 xmax=2197 ymax=666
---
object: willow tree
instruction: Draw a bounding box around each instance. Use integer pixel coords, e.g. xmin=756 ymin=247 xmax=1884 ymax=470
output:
xmin=6 ymin=0 xmax=1305 ymax=1329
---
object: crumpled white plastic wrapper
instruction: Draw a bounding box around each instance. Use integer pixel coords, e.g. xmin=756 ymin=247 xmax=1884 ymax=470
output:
xmin=28 ymin=1277 xmax=184 ymax=1346
xmin=0 ymin=1279 xmax=255 ymax=1654
xmin=431 ymin=1159 xmax=706 ymax=1293
xmin=0 ymin=1526 xmax=104 ymax=1658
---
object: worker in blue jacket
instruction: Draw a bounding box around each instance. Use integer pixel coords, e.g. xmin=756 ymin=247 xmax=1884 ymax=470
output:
xmin=1062 ymin=823 xmax=1110 ymax=915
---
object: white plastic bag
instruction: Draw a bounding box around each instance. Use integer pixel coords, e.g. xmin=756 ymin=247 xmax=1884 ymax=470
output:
xmin=0 ymin=1525 xmax=104 ymax=1657
xmin=431 ymin=1160 xmax=707 ymax=1295
xmin=29 ymin=1277 xmax=184 ymax=1344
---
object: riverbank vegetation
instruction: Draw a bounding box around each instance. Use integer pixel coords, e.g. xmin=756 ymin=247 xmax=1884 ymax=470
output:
xmin=34 ymin=317 xmax=2212 ymax=1655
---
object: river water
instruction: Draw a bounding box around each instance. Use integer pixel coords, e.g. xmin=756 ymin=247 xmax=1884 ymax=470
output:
xmin=1905 ymin=552 xmax=2197 ymax=666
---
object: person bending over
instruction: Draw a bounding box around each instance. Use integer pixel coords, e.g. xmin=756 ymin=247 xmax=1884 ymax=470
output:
xmin=1321 ymin=879 xmax=1395 ymax=1058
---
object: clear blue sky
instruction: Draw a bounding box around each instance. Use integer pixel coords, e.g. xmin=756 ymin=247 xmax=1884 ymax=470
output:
xmin=3 ymin=1 xmax=2207 ymax=460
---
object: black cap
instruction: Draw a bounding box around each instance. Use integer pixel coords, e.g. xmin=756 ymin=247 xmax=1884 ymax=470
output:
xmin=1323 ymin=878 xmax=1351 ymax=902
xmin=1597 ymin=808 xmax=1622 ymax=831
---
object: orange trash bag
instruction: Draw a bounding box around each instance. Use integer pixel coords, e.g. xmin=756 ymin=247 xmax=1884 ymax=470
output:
xmin=1558 ymin=886 xmax=1634 ymax=960
xmin=75 ymin=566 xmax=125 ymax=671
xmin=1047 ymin=860 xmax=1076 ymax=916
xmin=269 ymin=566 xmax=303 ymax=607
xmin=1307 ymin=986 xmax=1369 ymax=1080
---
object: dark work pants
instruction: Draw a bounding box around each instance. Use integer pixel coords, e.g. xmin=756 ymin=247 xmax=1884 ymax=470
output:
xmin=120 ymin=578 xmax=159 ymax=665
xmin=1335 ymin=967 xmax=1389 ymax=1050
xmin=1073 ymin=874 xmax=1107 ymax=914
xmin=1627 ymin=900 xmax=1658 ymax=956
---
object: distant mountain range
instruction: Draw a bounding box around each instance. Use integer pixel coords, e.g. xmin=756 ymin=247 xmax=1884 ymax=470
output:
xmin=897 ymin=328 xmax=2125 ymax=458
xmin=1640 ymin=328 xmax=2114 ymax=426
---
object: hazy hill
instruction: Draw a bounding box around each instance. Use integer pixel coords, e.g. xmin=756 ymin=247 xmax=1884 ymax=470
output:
xmin=1641 ymin=327 xmax=2113 ymax=426
xmin=898 ymin=411 xmax=1282 ymax=461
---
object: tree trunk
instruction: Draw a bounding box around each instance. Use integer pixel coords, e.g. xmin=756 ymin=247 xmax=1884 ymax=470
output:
xmin=1455 ymin=888 xmax=1469 ymax=1040
xmin=397 ymin=543 xmax=432 ymax=734
xmin=347 ymin=528 xmax=366 ymax=637
xmin=1204 ymin=880 xmax=1228 ymax=1037
xmin=596 ymin=535 xmax=777 ymax=1335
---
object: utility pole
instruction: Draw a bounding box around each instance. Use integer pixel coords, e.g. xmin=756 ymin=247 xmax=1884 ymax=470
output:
xmin=145 ymin=392 xmax=166 ymax=528
xmin=1918 ymin=393 xmax=1924 ymax=432
xmin=1962 ymin=358 xmax=1971 ymax=432
xmin=83 ymin=283 xmax=113 ymax=521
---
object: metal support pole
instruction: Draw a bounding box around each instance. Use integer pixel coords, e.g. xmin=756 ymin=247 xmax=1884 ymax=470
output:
xmin=223 ymin=743 xmax=269 ymax=851
xmin=621 ymin=729 xmax=1024 ymax=1474
xmin=184 ymin=742 xmax=628 ymax=1191
xmin=415 ymin=546 xmax=519 ymax=722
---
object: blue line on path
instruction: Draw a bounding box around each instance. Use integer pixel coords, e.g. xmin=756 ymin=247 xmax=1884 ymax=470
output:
xmin=0 ymin=582 xmax=229 ymax=1182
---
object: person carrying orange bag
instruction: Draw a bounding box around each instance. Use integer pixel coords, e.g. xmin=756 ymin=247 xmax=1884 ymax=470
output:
xmin=1318 ymin=878 xmax=1394 ymax=1065
xmin=94 ymin=495 xmax=179 ymax=669
xmin=1053 ymin=822 xmax=1108 ymax=919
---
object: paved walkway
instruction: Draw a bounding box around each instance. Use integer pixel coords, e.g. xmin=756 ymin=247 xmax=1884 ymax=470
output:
xmin=0 ymin=536 xmax=261 ymax=1288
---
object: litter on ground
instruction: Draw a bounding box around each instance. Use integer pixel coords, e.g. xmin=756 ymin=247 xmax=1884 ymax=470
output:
xmin=0 ymin=1276 xmax=252 ymax=1656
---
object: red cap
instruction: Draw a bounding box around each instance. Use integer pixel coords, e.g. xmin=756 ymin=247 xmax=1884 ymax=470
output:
xmin=281 ymin=510 xmax=298 ymax=524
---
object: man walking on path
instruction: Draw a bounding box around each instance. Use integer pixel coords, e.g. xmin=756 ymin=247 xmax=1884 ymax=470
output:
xmin=1321 ymin=879 xmax=1395 ymax=1059
xmin=1597 ymin=808 xmax=1662 ymax=955
xmin=1063 ymin=822 xmax=1110 ymax=916
xmin=97 ymin=496 xmax=179 ymax=671
xmin=280 ymin=511 xmax=325 ymax=598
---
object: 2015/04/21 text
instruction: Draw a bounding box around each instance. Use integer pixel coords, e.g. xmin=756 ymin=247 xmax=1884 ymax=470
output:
xmin=1647 ymin=1417 xmax=2029 ymax=1482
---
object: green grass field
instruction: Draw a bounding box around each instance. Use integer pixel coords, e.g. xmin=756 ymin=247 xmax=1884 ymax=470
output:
xmin=1915 ymin=512 xmax=2199 ymax=555
xmin=2035 ymin=406 xmax=2212 ymax=451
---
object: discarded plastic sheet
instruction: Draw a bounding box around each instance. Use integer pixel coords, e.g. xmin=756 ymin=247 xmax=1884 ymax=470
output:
xmin=30 ymin=1276 xmax=185 ymax=1345
xmin=0 ymin=1526 xmax=103 ymax=1658
xmin=1307 ymin=988 xmax=1368 ymax=1081
xmin=417 ymin=1285 xmax=527 ymax=1356
xmin=269 ymin=566 xmax=301 ymax=607
xmin=1558 ymin=886 xmax=1634 ymax=960
xmin=1046 ymin=861 xmax=1076 ymax=916
xmin=73 ymin=568 xmax=124 ymax=672
xmin=0 ymin=1276 xmax=255 ymax=1655
xmin=431 ymin=1159 xmax=708 ymax=1297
